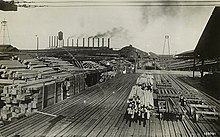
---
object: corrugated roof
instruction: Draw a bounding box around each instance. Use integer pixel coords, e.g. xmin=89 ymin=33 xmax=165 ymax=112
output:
xmin=195 ymin=7 xmax=220 ymax=60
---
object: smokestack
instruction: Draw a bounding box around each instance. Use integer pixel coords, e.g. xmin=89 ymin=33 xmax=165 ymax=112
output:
xmin=108 ymin=38 xmax=110 ymax=48
xmin=51 ymin=36 xmax=53 ymax=47
xmin=76 ymin=39 xmax=78 ymax=47
xmin=97 ymin=38 xmax=100 ymax=47
xmin=57 ymin=36 xmax=59 ymax=47
xmin=88 ymin=38 xmax=90 ymax=47
xmin=49 ymin=36 xmax=51 ymax=48
xmin=54 ymin=36 xmax=56 ymax=48
xmin=72 ymin=39 xmax=74 ymax=47
xmin=83 ymin=38 xmax=85 ymax=47
xmin=67 ymin=38 xmax=69 ymax=47
xmin=102 ymin=38 xmax=104 ymax=47
xmin=92 ymin=38 xmax=94 ymax=47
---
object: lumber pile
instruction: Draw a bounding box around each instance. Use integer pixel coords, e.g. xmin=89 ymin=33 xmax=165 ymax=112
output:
xmin=155 ymin=75 xmax=172 ymax=89
xmin=82 ymin=61 xmax=106 ymax=70
xmin=127 ymin=73 xmax=154 ymax=119
xmin=158 ymin=98 xmax=184 ymax=120
xmin=99 ymin=71 xmax=117 ymax=82
xmin=99 ymin=59 xmax=134 ymax=74
xmin=0 ymin=78 xmax=56 ymax=121
xmin=0 ymin=72 xmax=87 ymax=121
xmin=0 ymin=56 xmax=89 ymax=123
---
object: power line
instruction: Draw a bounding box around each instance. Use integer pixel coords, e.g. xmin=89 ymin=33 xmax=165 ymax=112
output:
xmin=15 ymin=0 xmax=220 ymax=7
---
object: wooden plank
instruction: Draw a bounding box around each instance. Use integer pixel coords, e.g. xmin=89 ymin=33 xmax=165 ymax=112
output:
xmin=168 ymin=120 xmax=176 ymax=137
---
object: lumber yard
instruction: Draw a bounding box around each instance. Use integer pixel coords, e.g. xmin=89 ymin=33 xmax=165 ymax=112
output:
xmin=0 ymin=2 xmax=220 ymax=137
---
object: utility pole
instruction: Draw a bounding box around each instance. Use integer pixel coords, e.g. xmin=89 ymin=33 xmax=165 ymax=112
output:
xmin=36 ymin=35 xmax=39 ymax=58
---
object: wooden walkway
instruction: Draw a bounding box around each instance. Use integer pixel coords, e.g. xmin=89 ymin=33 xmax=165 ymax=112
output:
xmin=0 ymin=72 xmax=219 ymax=137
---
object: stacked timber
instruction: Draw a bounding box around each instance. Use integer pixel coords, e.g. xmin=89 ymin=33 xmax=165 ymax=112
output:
xmin=155 ymin=75 xmax=172 ymax=89
xmin=99 ymin=71 xmax=117 ymax=82
xmin=82 ymin=61 xmax=106 ymax=70
xmin=0 ymin=72 xmax=87 ymax=121
xmin=99 ymin=59 xmax=134 ymax=74
xmin=0 ymin=57 xmax=89 ymax=123
xmin=127 ymin=73 xmax=154 ymax=119
xmin=158 ymin=98 xmax=184 ymax=120
xmin=0 ymin=78 xmax=55 ymax=121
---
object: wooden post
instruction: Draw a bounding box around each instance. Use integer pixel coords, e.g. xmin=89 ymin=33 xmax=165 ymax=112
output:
xmin=54 ymin=81 xmax=57 ymax=104
xmin=74 ymin=74 xmax=76 ymax=95
xmin=42 ymin=82 xmax=45 ymax=110
xmin=193 ymin=57 xmax=196 ymax=78
xmin=78 ymin=75 xmax=80 ymax=93
xmin=201 ymin=60 xmax=205 ymax=78
xmin=83 ymin=75 xmax=86 ymax=90
xmin=61 ymin=82 xmax=64 ymax=101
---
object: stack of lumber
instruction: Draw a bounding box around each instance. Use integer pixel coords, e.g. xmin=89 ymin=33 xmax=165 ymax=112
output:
xmin=99 ymin=59 xmax=134 ymax=74
xmin=0 ymin=78 xmax=55 ymax=121
xmin=0 ymin=72 xmax=87 ymax=121
xmin=127 ymin=73 xmax=154 ymax=119
xmin=158 ymin=98 xmax=184 ymax=120
xmin=155 ymin=75 xmax=172 ymax=89
xmin=136 ymin=73 xmax=154 ymax=89
xmin=99 ymin=71 xmax=117 ymax=82
xmin=82 ymin=61 xmax=106 ymax=70
xmin=0 ymin=60 xmax=27 ymax=79
xmin=0 ymin=56 xmax=88 ymax=123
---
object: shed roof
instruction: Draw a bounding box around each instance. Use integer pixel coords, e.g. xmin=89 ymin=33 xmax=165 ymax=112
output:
xmin=194 ymin=7 xmax=220 ymax=60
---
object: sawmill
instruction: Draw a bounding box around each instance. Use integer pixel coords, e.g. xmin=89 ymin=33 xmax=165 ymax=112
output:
xmin=0 ymin=1 xmax=220 ymax=137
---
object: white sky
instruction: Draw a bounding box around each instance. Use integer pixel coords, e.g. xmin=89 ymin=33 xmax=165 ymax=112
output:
xmin=0 ymin=1 xmax=214 ymax=54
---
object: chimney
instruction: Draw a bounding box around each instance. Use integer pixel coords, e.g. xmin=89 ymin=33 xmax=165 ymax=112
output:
xmin=67 ymin=38 xmax=69 ymax=47
xmin=83 ymin=38 xmax=85 ymax=47
xmin=102 ymin=38 xmax=104 ymax=47
xmin=108 ymin=38 xmax=110 ymax=48
xmin=76 ymin=39 xmax=78 ymax=47
xmin=54 ymin=36 xmax=56 ymax=48
xmin=51 ymin=36 xmax=53 ymax=47
xmin=97 ymin=38 xmax=100 ymax=47
xmin=56 ymin=36 xmax=58 ymax=47
xmin=72 ymin=39 xmax=74 ymax=47
xmin=88 ymin=38 xmax=90 ymax=47
xmin=49 ymin=36 xmax=51 ymax=48
xmin=92 ymin=38 xmax=95 ymax=47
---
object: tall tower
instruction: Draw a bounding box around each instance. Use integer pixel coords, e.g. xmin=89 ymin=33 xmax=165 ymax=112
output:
xmin=0 ymin=19 xmax=11 ymax=45
xmin=161 ymin=35 xmax=171 ymax=70
xmin=162 ymin=35 xmax=170 ymax=56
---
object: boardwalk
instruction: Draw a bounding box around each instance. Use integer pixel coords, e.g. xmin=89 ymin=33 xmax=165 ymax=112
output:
xmin=0 ymin=72 xmax=219 ymax=137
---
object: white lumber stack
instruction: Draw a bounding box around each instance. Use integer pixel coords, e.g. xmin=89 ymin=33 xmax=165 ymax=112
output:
xmin=127 ymin=73 xmax=154 ymax=119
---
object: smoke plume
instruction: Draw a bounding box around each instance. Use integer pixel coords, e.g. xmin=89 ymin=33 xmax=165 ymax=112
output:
xmin=93 ymin=26 xmax=129 ymax=38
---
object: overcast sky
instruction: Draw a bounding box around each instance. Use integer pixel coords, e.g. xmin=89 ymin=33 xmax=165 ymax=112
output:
xmin=0 ymin=0 xmax=214 ymax=54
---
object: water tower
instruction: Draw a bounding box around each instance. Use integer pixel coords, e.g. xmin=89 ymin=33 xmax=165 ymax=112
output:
xmin=58 ymin=31 xmax=64 ymax=47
